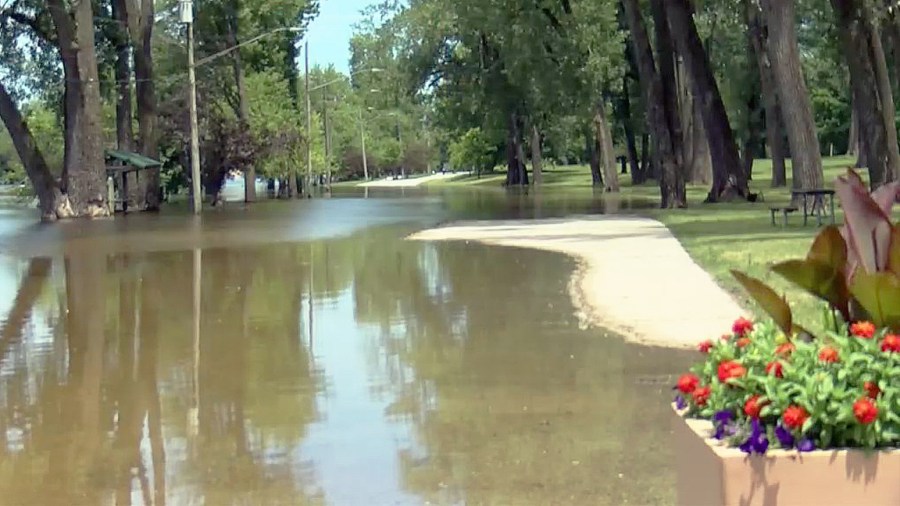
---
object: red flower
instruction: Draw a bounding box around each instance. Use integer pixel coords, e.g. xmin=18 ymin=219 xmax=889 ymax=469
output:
xmin=717 ymin=360 xmax=747 ymax=383
xmin=677 ymin=373 xmax=700 ymax=394
xmin=720 ymin=334 xmax=731 ymax=341
xmin=782 ymin=405 xmax=809 ymax=429
xmin=692 ymin=386 xmax=711 ymax=406
xmin=864 ymin=381 xmax=881 ymax=399
xmin=818 ymin=346 xmax=840 ymax=363
xmin=853 ymin=398 xmax=878 ymax=425
xmin=732 ymin=317 xmax=754 ymax=337
xmin=698 ymin=340 xmax=713 ymax=353
xmin=744 ymin=395 xmax=767 ymax=419
xmin=850 ymin=321 xmax=876 ymax=339
xmin=775 ymin=342 xmax=795 ymax=357
xmin=737 ymin=337 xmax=751 ymax=348
xmin=765 ymin=361 xmax=784 ymax=378
xmin=881 ymin=334 xmax=900 ymax=353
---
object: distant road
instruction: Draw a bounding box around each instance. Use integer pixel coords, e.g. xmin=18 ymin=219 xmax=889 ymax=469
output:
xmin=358 ymin=172 xmax=467 ymax=188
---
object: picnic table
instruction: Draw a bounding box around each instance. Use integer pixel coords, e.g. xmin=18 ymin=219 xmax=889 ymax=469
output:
xmin=792 ymin=189 xmax=836 ymax=226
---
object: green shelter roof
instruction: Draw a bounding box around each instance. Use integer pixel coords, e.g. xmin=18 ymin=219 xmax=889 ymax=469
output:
xmin=105 ymin=150 xmax=162 ymax=168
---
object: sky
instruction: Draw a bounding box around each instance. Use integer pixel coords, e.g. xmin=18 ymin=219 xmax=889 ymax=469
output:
xmin=306 ymin=0 xmax=379 ymax=74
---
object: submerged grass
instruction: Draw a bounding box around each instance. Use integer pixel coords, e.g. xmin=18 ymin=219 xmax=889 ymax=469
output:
xmin=430 ymin=156 xmax=892 ymax=336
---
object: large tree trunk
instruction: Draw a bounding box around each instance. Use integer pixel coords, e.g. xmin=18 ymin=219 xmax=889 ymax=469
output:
xmin=111 ymin=0 xmax=140 ymax=212
xmin=128 ymin=0 xmax=160 ymax=210
xmin=0 ymin=81 xmax=71 ymax=219
xmin=665 ymin=0 xmax=748 ymax=202
xmin=677 ymin=56 xmax=712 ymax=184
xmin=505 ymin=112 xmax=529 ymax=186
xmin=831 ymin=0 xmax=900 ymax=188
xmin=623 ymin=0 xmax=686 ymax=208
xmin=588 ymin=133 xmax=603 ymax=186
xmin=594 ymin=100 xmax=620 ymax=192
xmin=620 ymin=76 xmax=643 ymax=184
xmin=49 ymin=0 xmax=110 ymax=217
xmin=225 ymin=13 xmax=256 ymax=203
xmin=640 ymin=132 xmax=651 ymax=179
xmin=848 ymin=99 xmax=859 ymax=156
xmin=746 ymin=0 xmax=787 ymax=187
xmin=760 ymin=0 xmax=824 ymax=196
xmin=112 ymin=0 xmax=133 ymax=151
xmin=531 ymin=124 xmax=543 ymax=185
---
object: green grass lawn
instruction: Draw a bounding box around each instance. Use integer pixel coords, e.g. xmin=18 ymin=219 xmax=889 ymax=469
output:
xmin=431 ymin=156 xmax=890 ymax=335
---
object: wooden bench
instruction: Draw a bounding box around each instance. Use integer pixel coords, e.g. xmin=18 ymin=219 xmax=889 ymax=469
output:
xmin=770 ymin=206 xmax=798 ymax=227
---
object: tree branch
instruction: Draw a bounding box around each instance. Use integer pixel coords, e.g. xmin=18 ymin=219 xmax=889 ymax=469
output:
xmin=1 ymin=10 xmax=56 ymax=43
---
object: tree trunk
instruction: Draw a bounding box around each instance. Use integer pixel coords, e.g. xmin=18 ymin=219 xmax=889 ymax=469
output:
xmin=848 ymin=99 xmax=859 ymax=156
xmin=226 ymin=14 xmax=256 ymax=203
xmin=623 ymin=0 xmax=685 ymax=208
xmin=49 ymin=0 xmax=110 ymax=217
xmin=505 ymin=112 xmax=528 ymax=186
xmin=124 ymin=0 xmax=159 ymax=210
xmin=665 ymin=0 xmax=748 ymax=202
xmin=588 ymin=133 xmax=603 ymax=186
xmin=531 ymin=124 xmax=543 ymax=185
xmin=594 ymin=101 xmax=620 ymax=192
xmin=622 ymin=76 xmax=643 ymax=183
xmin=746 ymin=0 xmax=788 ymax=187
xmin=760 ymin=0 xmax=824 ymax=195
xmin=640 ymin=132 xmax=651 ymax=180
xmin=112 ymin=0 xmax=140 ymax=211
xmin=112 ymin=0 xmax=133 ymax=151
xmin=0 ymin=80 xmax=70 ymax=219
xmin=831 ymin=0 xmax=900 ymax=188
xmin=677 ymin=56 xmax=712 ymax=185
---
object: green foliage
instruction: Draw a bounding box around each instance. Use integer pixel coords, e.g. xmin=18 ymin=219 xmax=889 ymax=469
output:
xmin=449 ymin=128 xmax=494 ymax=173
xmin=679 ymin=318 xmax=900 ymax=451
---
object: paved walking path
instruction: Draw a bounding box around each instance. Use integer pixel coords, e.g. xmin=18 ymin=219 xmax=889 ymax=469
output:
xmin=358 ymin=172 xmax=466 ymax=188
xmin=408 ymin=216 xmax=747 ymax=349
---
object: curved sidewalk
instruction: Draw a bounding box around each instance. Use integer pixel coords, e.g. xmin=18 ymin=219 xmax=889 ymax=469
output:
xmin=408 ymin=216 xmax=747 ymax=349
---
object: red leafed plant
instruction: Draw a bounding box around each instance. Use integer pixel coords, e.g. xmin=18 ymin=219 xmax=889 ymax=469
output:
xmin=732 ymin=169 xmax=900 ymax=336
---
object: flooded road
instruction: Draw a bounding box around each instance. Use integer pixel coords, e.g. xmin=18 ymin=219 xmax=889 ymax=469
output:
xmin=0 ymin=191 xmax=693 ymax=505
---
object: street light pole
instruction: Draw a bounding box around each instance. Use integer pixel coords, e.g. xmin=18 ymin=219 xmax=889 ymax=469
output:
xmin=182 ymin=1 xmax=202 ymax=214
xmin=304 ymin=41 xmax=313 ymax=198
xmin=359 ymin=108 xmax=368 ymax=180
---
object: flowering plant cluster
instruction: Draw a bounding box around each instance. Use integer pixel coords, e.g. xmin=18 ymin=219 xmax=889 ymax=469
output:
xmin=675 ymin=317 xmax=900 ymax=454
xmin=674 ymin=169 xmax=900 ymax=454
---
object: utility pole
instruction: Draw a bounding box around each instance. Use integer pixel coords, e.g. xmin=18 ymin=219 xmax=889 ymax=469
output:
xmin=304 ymin=41 xmax=312 ymax=198
xmin=182 ymin=0 xmax=202 ymax=214
xmin=323 ymin=97 xmax=332 ymax=191
xmin=359 ymin=108 xmax=368 ymax=180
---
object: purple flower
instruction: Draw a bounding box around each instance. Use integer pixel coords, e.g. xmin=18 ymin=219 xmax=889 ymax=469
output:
xmin=713 ymin=410 xmax=734 ymax=440
xmin=774 ymin=424 xmax=795 ymax=449
xmin=739 ymin=419 xmax=769 ymax=455
xmin=674 ymin=394 xmax=687 ymax=410
xmin=797 ymin=438 xmax=816 ymax=452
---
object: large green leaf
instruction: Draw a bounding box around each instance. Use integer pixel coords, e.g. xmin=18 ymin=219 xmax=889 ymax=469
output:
xmin=807 ymin=226 xmax=847 ymax=269
xmin=849 ymin=271 xmax=900 ymax=330
xmin=731 ymin=270 xmax=793 ymax=335
xmin=889 ymin=225 xmax=900 ymax=277
xmin=772 ymin=259 xmax=849 ymax=320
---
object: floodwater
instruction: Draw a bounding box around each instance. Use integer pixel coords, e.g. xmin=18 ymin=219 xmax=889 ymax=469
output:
xmin=0 ymin=189 xmax=694 ymax=505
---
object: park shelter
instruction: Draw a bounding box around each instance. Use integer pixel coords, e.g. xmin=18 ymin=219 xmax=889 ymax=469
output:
xmin=105 ymin=150 xmax=162 ymax=213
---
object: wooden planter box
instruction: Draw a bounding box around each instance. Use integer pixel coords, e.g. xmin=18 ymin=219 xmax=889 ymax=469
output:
xmin=671 ymin=406 xmax=900 ymax=506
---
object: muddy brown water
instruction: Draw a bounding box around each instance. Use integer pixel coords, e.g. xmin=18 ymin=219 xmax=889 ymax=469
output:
xmin=0 ymin=190 xmax=694 ymax=505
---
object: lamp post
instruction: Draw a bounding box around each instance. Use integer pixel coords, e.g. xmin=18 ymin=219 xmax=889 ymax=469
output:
xmin=180 ymin=0 xmax=201 ymax=214
xmin=179 ymin=1 xmax=300 ymax=213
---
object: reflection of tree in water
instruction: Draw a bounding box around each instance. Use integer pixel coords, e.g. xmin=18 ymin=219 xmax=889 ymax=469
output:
xmin=350 ymin=238 xmax=693 ymax=505
xmin=0 ymin=244 xmax=328 ymax=505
